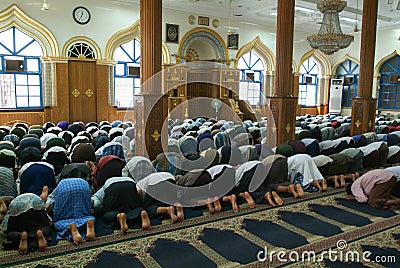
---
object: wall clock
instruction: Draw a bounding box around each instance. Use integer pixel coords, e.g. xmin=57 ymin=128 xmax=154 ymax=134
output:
xmin=73 ymin=6 xmax=91 ymax=25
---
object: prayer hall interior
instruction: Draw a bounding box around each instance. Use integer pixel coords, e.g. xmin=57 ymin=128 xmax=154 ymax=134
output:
xmin=1 ymin=0 xmax=400 ymax=267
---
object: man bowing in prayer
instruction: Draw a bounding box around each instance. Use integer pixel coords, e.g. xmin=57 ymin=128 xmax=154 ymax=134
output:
xmin=345 ymin=169 xmax=400 ymax=209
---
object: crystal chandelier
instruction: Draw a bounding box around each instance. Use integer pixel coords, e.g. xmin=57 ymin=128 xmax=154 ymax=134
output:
xmin=307 ymin=0 xmax=354 ymax=55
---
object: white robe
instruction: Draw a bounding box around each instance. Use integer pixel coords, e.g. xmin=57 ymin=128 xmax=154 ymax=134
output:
xmin=287 ymin=154 xmax=324 ymax=186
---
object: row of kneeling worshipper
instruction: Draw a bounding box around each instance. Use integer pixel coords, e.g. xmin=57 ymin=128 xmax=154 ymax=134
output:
xmin=0 ymin=119 xmax=330 ymax=254
xmin=274 ymin=133 xmax=400 ymax=187
xmin=1 ymin=118 xmax=399 ymax=255
xmin=167 ymin=117 xmax=400 ymax=185
xmin=0 ymin=120 xmax=133 ymax=177
xmin=295 ymin=114 xmax=400 ymax=140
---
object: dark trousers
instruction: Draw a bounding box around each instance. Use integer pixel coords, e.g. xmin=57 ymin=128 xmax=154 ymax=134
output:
xmin=368 ymin=177 xmax=397 ymax=208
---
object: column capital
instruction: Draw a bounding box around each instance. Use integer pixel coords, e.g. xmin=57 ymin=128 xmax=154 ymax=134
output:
xmin=97 ymin=60 xmax=117 ymax=66
xmin=40 ymin=57 xmax=69 ymax=63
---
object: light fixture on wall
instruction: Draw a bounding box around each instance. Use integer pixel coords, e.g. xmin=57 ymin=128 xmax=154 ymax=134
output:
xmin=307 ymin=0 xmax=354 ymax=55
xmin=41 ymin=0 xmax=49 ymax=11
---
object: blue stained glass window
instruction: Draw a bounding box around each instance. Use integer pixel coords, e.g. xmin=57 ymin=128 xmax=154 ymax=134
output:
xmin=0 ymin=27 xmax=43 ymax=109
xmin=299 ymin=58 xmax=320 ymax=106
xmin=237 ymin=51 xmax=264 ymax=107
xmin=114 ymin=38 xmax=141 ymax=108
xmin=378 ymin=55 xmax=400 ymax=110
xmin=336 ymin=59 xmax=359 ymax=108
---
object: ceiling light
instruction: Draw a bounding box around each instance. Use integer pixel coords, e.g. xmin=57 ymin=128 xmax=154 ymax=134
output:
xmin=41 ymin=0 xmax=48 ymax=11
xmin=240 ymin=21 xmax=258 ymax=26
xmin=270 ymin=11 xmax=278 ymax=16
xmin=307 ymin=0 xmax=354 ymax=55
xmin=340 ymin=17 xmax=358 ymax=23
xmin=295 ymin=6 xmax=315 ymax=13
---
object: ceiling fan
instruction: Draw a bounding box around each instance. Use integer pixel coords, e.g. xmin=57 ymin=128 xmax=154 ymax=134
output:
xmin=41 ymin=0 xmax=48 ymax=11
xmin=353 ymin=0 xmax=360 ymax=32
xmin=224 ymin=0 xmax=240 ymax=34
xmin=24 ymin=0 xmax=61 ymax=11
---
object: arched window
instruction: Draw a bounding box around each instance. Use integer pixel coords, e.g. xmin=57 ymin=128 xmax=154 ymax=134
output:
xmin=336 ymin=59 xmax=359 ymax=108
xmin=299 ymin=58 xmax=320 ymax=106
xmin=237 ymin=51 xmax=264 ymax=107
xmin=0 ymin=27 xmax=43 ymax=109
xmin=67 ymin=42 xmax=95 ymax=59
xmin=114 ymin=38 xmax=141 ymax=108
xmin=378 ymin=55 xmax=400 ymax=110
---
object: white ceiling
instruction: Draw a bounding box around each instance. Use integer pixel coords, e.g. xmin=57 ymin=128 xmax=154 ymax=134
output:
xmin=110 ymin=0 xmax=400 ymax=34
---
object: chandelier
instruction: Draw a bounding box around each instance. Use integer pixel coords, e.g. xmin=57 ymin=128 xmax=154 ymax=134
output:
xmin=307 ymin=0 xmax=354 ymax=55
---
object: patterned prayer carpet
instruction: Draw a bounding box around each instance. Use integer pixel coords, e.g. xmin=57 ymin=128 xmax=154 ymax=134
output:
xmin=1 ymin=188 xmax=399 ymax=268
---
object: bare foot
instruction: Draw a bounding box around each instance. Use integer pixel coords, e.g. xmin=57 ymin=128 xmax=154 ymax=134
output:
xmin=18 ymin=231 xmax=28 ymax=255
xmin=339 ymin=175 xmax=346 ymax=188
xmin=333 ymin=176 xmax=340 ymax=189
xmin=213 ymin=198 xmax=222 ymax=213
xmin=207 ymin=202 xmax=215 ymax=214
xmin=37 ymin=229 xmax=48 ymax=251
xmin=117 ymin=213 xmax=128 ymax=234
xmin=321 ymin=179 xmax=328 ymax=191
xmin=141 ymin=210 xmax=151 ymax=230
xmin=40 ymin=186 xmax=49 ymax=202
xmin=175 ymin=205 xmax=184 ymax=221
xmin=168 ymin=206 xmax=178 ymax=224
xmin=229 ymin=194 xmax=239 ymax=212
xmin=86 ymin=219 xmax=96 ymax=241
xmin=264 ymin=192 xmax=275 ymax=206
xmin=69 ymin=222 xmax=83 ymax=245
xmin=272 ymin=191 xmax=283 ymax=206
xmin=288 ymin=184 xmax=298 ymax=199
xmin=0 ymin=198 xmax=7 ymax=214
xmin=243 ymin=192 xmax=255 ymax=208
xmin=295 ymin=184 xmax=304 ymax=198
xmin=311 ymin=180 xmax=323 ymax=192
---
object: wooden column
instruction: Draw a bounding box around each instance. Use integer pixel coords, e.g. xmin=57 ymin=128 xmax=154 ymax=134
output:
xmin=134 ymin=0 xmax=168 ymax=160
xmin=139 ymin=0 xmax=162 ymax=87
xmin=266 ymin=0 xmax=297 ymax=145
xmin=351 ymin=0 xmax=378 ymax=135
xmin=274 ymin=0 xmax=294 ymax=98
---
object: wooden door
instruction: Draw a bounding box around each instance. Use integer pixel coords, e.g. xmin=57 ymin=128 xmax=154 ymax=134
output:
xmin=68 ymin=60 xmax=97 ymax=122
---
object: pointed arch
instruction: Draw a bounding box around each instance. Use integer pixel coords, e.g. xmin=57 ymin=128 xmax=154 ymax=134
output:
xmin=0 ymin=4 xmax=59 ymax=56
xmin=105 ymin=20 xmax=140 ymax=60
xmin=332 ymin=54 xmax=360 ymax=108
xmin=234 ymin=36 xmax=275 ymax=72
xmin=297 ymin=49 xmax=331 ymax=76
xmin=292 ymin=60 xmax=298 ymax=74
xmin=332 ymin=54 xmax=360 ymax=73
xmin=62 ymin=36 xmax=102 ymax=59
xmin=104 ymin=20 xmax=170 ymax=64
xmin=374 ymin=50 xmax=400 ymax=77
